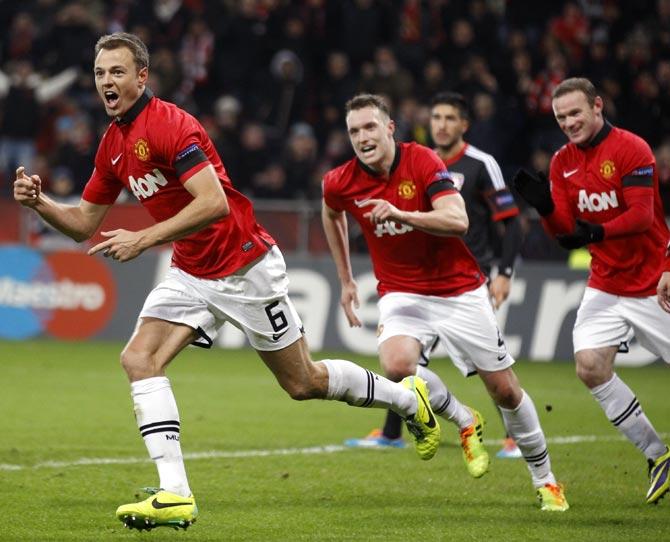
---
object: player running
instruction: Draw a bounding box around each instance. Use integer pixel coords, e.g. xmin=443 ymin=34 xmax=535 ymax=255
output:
xmin=322 ymin=93 xmax=568 ymax=511
xmin=345 ymin=92 xmax=524 ymax=460
xmin=513 ymin=77 xmax=670 ymax=504
xmin=13 ymin=33 xmax=440 ymax=531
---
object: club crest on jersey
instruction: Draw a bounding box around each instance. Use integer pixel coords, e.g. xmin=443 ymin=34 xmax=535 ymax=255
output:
xmin=450 ymin=172 xmax=465 ymax=191
xmin=599 ymin=159 xmax=616 ymax=179
xmin=134 ymin=138 xmax=151 ymax=162
xmin=397 ymin=179 xmax=416 ymax=199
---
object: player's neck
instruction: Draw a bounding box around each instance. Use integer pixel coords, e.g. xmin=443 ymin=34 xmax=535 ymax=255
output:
xmin=436 ymin=139 xmax=465 ymax=161
xmin=377 ymin=143 xmax=397 ymax=177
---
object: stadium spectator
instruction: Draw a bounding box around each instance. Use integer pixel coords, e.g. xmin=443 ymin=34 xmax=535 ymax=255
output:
xmin=0 ymin=59 xmax=78 ymax=194
xmin=345 ymin=91 xmax=525 ymax=460
xmin=13 ymin=32 xmax=441 ymax=531
xmin=513 ymin=77 xmax=670 ymax=505
xmin=322 ymin=93 xmax=568 ymax=511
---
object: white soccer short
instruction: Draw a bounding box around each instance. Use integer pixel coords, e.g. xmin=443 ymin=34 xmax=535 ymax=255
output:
xmin=573 ymin=287 xmax=670 ymax=362
xmin=376 ymin=284 xmax=514 ymax=377
xmin=139 ymin=246 xmax=304 ymax=351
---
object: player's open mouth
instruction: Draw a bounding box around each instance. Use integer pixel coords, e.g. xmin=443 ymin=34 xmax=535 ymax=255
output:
xmin=360 ymin=145 xmax=376 ymax=156
xmin=104 ymin=91 xmax=120 ymax=108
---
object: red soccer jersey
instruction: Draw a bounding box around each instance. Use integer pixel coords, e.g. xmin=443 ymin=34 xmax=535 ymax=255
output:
xmin=545 ymin=123 xmax=669 ymax=296
xmin=323 ymin=142 xmax=485 ymax=298
xmin=82 ymin=90 xmax=274 ymax=278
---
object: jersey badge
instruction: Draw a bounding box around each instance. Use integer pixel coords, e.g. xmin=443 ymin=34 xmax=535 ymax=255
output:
xmin=134 ymin=138 xmax=151 ymax=162
xmin=599 ymin=159 xmax=616 ymax=179
xmin=449 ymin=172 xmax=465 ymax=190
xmin=397 ymin=179 xmax=416 ymax=199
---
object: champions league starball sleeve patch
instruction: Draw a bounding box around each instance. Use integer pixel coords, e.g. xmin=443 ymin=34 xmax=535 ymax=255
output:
xmin=622 ymin=165 xmax=654 ymax=187
xmin=174 ymin=143 xmax=208 ymax=177
xmin=426 ymin=169 xmax=456 ymax=199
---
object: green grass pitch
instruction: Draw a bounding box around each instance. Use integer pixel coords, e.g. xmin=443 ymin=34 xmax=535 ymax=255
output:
xmin=0 ymin=339 xmax=667 ymax=541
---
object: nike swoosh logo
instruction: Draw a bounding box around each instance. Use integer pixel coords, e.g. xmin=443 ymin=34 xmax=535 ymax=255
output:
xmin=151 ymin=498 xmax=192 ymax=509
xmin=111 ymin=153 xmax=123 ymax=165
xmin=354 ymin=198 xmax=370 ymax=207
xmin=272 ymin=329 xmax=289 ymax=341
xmin=497 ymin=354 xmax=507 ymax=361
xmin=563 ymin=168 xmax=578 ymax=178
xmin=416 ymin=385 xmax=436 ymax=429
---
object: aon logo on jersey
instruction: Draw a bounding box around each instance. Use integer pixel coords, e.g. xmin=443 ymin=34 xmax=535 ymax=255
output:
xmin=577 ymin=189 xmax=619 ymax=213
xmin=130 ymin=169 xmax=168 ymax=199
xmin=373 ymin=221 xmax=414 ymax=238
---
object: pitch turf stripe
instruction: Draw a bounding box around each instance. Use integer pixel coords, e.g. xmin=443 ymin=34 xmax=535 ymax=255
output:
xmin=1 ymin=433 xmax=668 ymax=472
xmin=611 ymin=399 xmax=640 ymax=427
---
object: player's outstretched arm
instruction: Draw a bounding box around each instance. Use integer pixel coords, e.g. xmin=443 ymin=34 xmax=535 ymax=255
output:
xmin=359 ymin=193 xmax=468 ymax=237
xmin=322 ymin=201 xmax=361 ymax=327
xmin=13 ymin=166 xmax=110 ymax=242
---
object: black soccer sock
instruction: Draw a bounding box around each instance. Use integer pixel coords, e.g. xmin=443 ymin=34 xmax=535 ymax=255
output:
xmin=382 ymin=409 xmax=403 ymax=440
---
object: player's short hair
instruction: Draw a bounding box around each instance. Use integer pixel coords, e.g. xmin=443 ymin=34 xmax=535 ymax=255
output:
xmin=552 ymin=77 xmax=597 ymax=106
xmin=95 ymin=32 xmax=149 ymax=71
xmin=345 ymin=94 xmax=391 ymax=119
xmin=430 ymin=92 xmax=470 ymax=121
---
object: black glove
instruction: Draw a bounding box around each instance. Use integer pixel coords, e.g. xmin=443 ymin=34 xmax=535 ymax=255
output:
xmin=556 ymin=219 xmax=605 ymax=249
xmin=512 ymin=168 xmax=554 ymax=216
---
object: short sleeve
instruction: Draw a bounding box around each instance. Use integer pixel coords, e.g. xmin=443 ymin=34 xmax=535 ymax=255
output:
xmin=82 ymin=144 xmax=124 ymax=205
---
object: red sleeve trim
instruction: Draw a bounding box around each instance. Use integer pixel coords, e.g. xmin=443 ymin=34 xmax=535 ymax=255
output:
xmin=178 ymin=160 xmax=211 ymax=184
xmin=429 ymin=187 xmax=458 ymax=202
xmin=491 ymin=208 xmax=520 ymax=222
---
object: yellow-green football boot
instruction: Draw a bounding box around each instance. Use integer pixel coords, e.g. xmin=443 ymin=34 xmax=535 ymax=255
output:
xmin=536 ymin=483 xmax=569 ymax=512
xmin=459 ymin=409 xmax=490 ymax=478
xmin=401 ymin=376 xmax=441 ymax=460
xmin=116 ymin=488 xmax=198 ymax=530
xmin=646 ymin=447 xmax=670 ymax=504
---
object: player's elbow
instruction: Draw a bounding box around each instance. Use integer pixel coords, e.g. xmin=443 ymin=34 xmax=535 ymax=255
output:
xmin=207 ymin=195 xmax=230 ymax=221
xmin=452 ymin=214 xmax=469 ymax=236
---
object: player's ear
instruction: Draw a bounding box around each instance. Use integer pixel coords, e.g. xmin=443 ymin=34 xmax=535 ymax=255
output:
xmin=137 ymin=66 xmax=148 ymax=87
xmin=387 ymin=119 xmax=396 ymax=136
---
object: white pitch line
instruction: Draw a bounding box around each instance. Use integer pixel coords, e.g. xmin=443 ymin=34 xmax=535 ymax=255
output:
xmin=0 ymin=433 xmax=667 ymax=472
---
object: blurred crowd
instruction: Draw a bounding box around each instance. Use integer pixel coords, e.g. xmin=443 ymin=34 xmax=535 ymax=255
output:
xmin=1 ymin=0 xmax=670 ymax=240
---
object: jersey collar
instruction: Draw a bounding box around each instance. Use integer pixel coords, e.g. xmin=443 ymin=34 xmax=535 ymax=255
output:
xmin=356 ymin=143 xmax=401 ymax=177
xmin=440 ymin=142 xmax=468 ymax=167
xmin=583 ymin=120 xmax=612 ymax=148
xmin=115 ymin=88 xmax=154 ymax=126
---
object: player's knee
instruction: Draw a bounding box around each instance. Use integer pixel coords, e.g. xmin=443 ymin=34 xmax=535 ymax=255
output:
xmin=381 ymin=354 xmax=416 ymax=382
xmin=493 ymin=383 xmax=520 ymax=409
xmin=120 ymin=346 xmax=155 ymax=380
xmin=575 ymin=351 xmax=606 ymax=388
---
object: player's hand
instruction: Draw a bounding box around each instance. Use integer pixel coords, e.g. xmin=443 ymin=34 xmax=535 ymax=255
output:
xmin=13 ymin=166 xmax=42 ymax=208
xmin=340 ymin=280 xmax=362 ymax=327
xmin=556 ymin=219 xmax=604 ymax=250
xmin=358 ymin=198 xmax=403 ymax=224
xmin=88 ymin=229 xmax=146 ymax=262
xmin=658 ymin=271 xmax=670 ymax=313
xmin=488 ymin=275 xmax=511 ymax=310
xmin=511 ymin=169 xmax=554 ymax=216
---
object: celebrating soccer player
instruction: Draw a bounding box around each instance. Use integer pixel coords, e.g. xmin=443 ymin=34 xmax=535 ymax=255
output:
xmin=13 ymin=33 xmax=442 ymax=531
xmin=322 ymin=93 xmax=568 ymax=511
xmin=345 ymin=92 xmax=524 ymax=460
xmin=513 ymin=77 xmax=670 ymax=504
